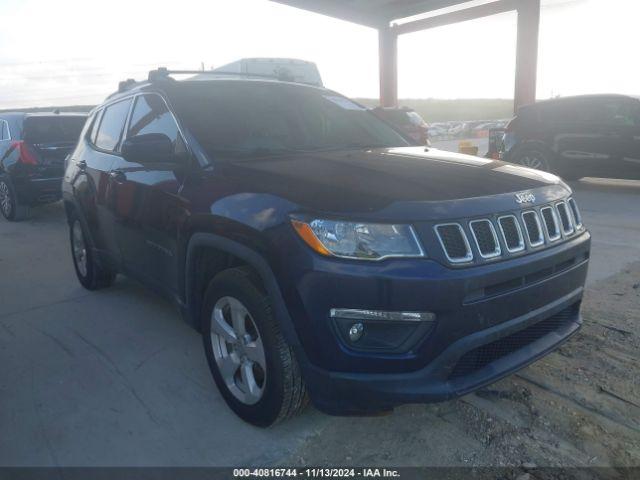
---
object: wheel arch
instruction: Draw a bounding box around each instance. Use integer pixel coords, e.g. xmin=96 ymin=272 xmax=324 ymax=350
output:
xmin=185 ymin=233 xmax=302 ymax=351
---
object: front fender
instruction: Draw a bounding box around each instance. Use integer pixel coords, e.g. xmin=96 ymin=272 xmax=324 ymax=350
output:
xmin=184 ymin=233 xmax=303 ymax=352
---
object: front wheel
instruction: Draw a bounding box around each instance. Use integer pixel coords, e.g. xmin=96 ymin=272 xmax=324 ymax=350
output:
xmin=70 ymin=216 xmax=116 ymax=290
xmin=202 ymin=267 xmax=308 ymax=427
xmin=513 ymin=148 xmax=552 ymax=172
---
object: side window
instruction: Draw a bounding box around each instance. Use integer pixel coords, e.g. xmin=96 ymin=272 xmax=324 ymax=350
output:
xmin=87 ymin=110 xmax=103 ymax=144
xmin=127 ymin=95 xmax=185 ymax=154
xmin=95 ymin=99 xmax=132 ymax=151
xmin=0 ymin=120 xmax=9 ymax=141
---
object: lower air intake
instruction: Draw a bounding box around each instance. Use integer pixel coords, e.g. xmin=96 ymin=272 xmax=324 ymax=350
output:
xmin=449 ymin=302 xmax=580 ymax=379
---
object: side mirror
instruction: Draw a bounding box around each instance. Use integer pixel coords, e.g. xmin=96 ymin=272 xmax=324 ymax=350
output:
xmin=121 ymin=133 xmax=174 ymax=164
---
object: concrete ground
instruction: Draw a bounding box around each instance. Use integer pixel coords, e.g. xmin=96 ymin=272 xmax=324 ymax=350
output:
xmin=0 ymin=178 xmax=639 ymax=467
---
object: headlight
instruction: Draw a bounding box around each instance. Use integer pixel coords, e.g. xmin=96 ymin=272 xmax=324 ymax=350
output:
xmin=291 ymin=219 xmax=425 ymax=260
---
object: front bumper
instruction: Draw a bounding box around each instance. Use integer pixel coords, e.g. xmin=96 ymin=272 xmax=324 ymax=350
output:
xmin=303 ymin=290 xmax=581 ymax=414
xmin=276 ymin=229 xmax=590 ymax=414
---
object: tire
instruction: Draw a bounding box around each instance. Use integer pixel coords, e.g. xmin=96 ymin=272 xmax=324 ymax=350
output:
xmin=202 ymin=267 xmax=308 ymax=427
xmin=513 ymin=148 xmax=552 ymax=172
xmin=0 ymin=177 xmax=30 ymax=221
xmin=69 ymin=215 xmax=116 ymax=290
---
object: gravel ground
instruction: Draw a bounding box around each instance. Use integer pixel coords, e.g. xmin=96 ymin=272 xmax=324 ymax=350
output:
xmin=283 ymin=263 xmax=640 ymax=472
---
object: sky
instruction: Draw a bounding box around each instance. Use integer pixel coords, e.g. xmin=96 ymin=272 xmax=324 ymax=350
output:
xmin=0 ymin=0 xmax=637 ymax=109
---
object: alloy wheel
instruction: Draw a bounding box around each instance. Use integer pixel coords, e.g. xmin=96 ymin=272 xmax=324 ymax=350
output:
xmin=519 ymin=152 xmax=547 ymax=171
xmin=0 ymin=181 xmax=11 ymax=218
xmin=72 ymin=220 xmax=88 ymax=277
xmin=210 ymin=296 xmax=267 ymax=405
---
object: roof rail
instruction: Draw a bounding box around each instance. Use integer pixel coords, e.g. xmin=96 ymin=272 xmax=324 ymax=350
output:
xmin=110 ymin=67 xmax=308 ymax=101
xmin=147 ymin=67 xmax=290 ymax=83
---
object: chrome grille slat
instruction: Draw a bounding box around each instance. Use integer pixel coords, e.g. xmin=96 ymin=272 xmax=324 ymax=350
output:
xmin=522 ymin=210 xmax=544 ymax=247
xmin=568 ymin=198 xmax=583 ymax=230
xmin=469 ymin=219 xmax=501 ymax=258
xmin=434 ymin=223 xmax=473 ymax=263
xmin=540 ymin=206 xmax=561 ymax=241
xmin=498 ymin=215 xmax=525 ymax=253
xmin=555 ymin=201 xmax=574 ymax=235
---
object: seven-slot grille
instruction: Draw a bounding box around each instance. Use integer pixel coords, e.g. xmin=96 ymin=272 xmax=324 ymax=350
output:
xmin=433 ymin=198 xmax=584 ymax=265
xmin=435 ymin=224 xmax=473 ymax=263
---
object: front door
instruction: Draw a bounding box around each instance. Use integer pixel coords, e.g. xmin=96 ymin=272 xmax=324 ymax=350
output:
xmin=106 ymin=94 xmax=190 ymax=296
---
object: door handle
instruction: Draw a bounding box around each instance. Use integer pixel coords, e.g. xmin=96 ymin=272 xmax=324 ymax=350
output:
xmin=108 ymin=170 xmax=126 ymax=183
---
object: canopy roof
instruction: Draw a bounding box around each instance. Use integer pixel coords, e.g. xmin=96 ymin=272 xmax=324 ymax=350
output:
xmin=271 ymin=0 xmax=474 ymax=28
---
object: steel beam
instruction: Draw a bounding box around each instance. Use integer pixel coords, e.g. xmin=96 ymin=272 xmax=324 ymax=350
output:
xmin=392 ymin=0 xmax=519 ymax=35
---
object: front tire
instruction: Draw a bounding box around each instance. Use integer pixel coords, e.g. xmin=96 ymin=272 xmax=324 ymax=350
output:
xmin=70 ymin=216 xmax=116 ymax=290
xmin=202 ymin=267 xmax=307 ymax=427
xmin=513 ymin=148 xmax=552 ymax=172
xmin=0 ymin=177 xmax=30 ymax=221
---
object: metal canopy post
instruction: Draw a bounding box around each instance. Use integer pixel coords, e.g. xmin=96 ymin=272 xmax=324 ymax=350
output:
xmin=272 ymin=0 xmax=541 ymax=111
xmin=386 ymin=0 xmax=539 ymax=112
xmin=379 ymin=26 xmax=399 ymax=107
xmin=514 ymin=0 xmax=541 ymax=111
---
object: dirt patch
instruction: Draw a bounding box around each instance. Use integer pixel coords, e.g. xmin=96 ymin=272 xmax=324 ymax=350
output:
xmin=283 ymin=263 xmax=640 ymax=470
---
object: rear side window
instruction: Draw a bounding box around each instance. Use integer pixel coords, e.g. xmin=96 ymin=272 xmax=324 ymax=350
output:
xmin=87 ymin=110 xmax=103 ymax=144
xmin=0 ymin=120 xmax=8 ymax=140
xmin=23 ymin=116 xmax=86 ymax=144
xmin=127 ymin=94 xmax=183 ymax=153
xmin=95 ymin=99 xmax=132 ymax=151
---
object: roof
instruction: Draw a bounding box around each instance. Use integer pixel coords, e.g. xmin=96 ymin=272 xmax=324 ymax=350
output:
xmin=104 ymin=75 xmax=330 ymax=106
xmin=270 ymin=0 xmax=473 ymax=27
xmin=0 ymin=111 xmax=86 ymax=119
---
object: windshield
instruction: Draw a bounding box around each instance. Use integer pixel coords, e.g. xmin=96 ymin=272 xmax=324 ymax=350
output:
xmin=23 ymin=116 xmax=86 ymax=144
xmin=169 ymin=82 xmax=409 ymax=160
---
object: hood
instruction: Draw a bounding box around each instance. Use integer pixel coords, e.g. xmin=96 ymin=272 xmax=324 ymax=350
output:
xmin=216 ymin=147 xmax=566 ymax=214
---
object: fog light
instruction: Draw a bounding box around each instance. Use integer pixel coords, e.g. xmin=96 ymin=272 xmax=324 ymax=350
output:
xmin=348 ymin=323 xmax=364 ymax=342
xmin=330 ymin=309 xmax=435 ymax=322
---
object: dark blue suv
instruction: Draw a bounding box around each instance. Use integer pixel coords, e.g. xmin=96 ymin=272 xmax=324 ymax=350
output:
xmin=62 ymin=69 xmax=590 ymax=426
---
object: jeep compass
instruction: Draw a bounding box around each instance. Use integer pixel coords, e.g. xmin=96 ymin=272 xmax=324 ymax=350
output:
xmin=62 ymin=69 xmax=590 ymax=426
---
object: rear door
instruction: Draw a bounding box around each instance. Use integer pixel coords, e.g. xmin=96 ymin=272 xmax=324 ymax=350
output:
xmin=75 ymin=99 xmax=133 ymax=265
xmin=106 ymin=93 xmax=190 ymax=295
xmin=542 ymin=98 xmax=623 ymax=177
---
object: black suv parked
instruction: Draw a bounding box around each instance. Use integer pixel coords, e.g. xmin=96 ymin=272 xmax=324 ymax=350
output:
xmin=502 ymin=94 xmax=640 ymax=180
xmin=0 ymin=112 xmax=86 ymax=220
xmin=63 ymin=70 xmax=590 ymax=426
